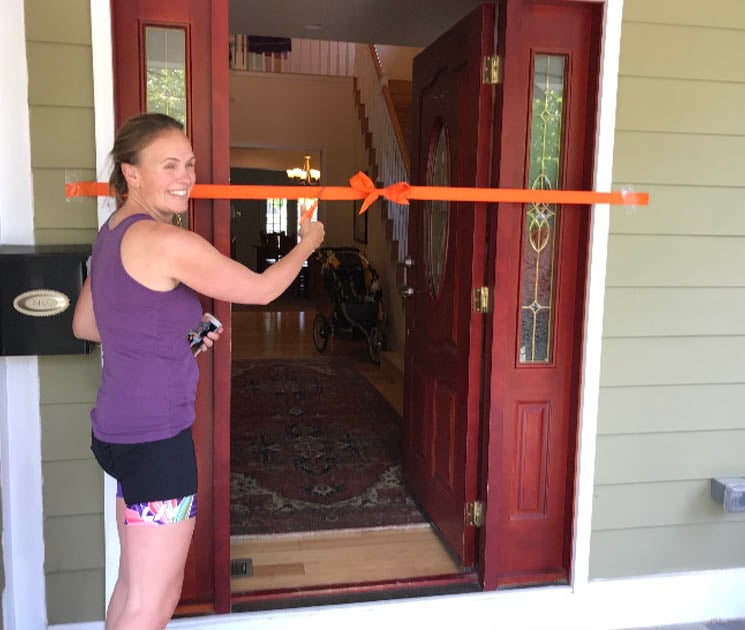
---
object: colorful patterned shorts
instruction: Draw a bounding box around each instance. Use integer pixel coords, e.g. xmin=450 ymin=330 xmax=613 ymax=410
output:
xmin=92 ymin=428 xmax=199 ymax=526
xmin=118 ymin=484 xmax=197 ymax=526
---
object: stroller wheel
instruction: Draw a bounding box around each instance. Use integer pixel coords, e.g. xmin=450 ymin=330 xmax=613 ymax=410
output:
xmin=313 ymin=314 xmax=329 ymax=352
xmin=367 ymin=325 xmax=384 ymax=364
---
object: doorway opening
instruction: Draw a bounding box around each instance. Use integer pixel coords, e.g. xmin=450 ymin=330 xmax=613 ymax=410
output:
xmin=221 ymin=4 xmax=500 ymax=606
xmin=227 ymin=165 xmax=474 ymax=601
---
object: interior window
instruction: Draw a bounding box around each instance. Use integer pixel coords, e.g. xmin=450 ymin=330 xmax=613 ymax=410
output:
xmin=265 ymin=198 xmax=288 ymax=233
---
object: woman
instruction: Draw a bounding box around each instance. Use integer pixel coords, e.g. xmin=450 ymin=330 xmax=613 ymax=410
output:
xmin=72 ymin=112 xmax=324 ymax=629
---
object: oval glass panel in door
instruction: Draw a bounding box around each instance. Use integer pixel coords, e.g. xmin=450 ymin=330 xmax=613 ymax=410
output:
xmin=519 ymin=54 xmax=566 ymax=364
xmin=426 ymin=122 xmax=450 ymax=298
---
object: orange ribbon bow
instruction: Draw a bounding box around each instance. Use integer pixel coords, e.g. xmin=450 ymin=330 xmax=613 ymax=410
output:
xmin=349 ymin=171 xmax=412 ymax=214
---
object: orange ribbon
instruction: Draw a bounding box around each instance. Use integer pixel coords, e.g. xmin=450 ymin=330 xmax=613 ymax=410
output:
xmin=65 ymin=171 xmax=649 ymax=211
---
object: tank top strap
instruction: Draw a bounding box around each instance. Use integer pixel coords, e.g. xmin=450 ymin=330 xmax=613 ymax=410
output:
xmin=109 ymin=212 xmax=155 ymax=234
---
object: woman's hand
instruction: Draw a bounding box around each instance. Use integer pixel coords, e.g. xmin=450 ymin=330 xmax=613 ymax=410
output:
xmin=299 ymin=220 xmax=325 ymax=253
xmin=195 ymin=316 xmax=223 ymax=356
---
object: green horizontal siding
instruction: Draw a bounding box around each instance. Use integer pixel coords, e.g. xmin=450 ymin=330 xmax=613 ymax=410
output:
xmin=623 ymin=0 xmax=745 ymax=28
xmin=615 ymin=77 xmax=745 ymax=135
xmin=603 ymin=289 xmax=745 ymax=337
xmin=33 ymin=168 xmax=97 ymax=230
xmin=596 ymin=432 xmax=745 ymax=485
xmin=25 ymin=0 xmax=102 ymax=622
xmin=601 ymin=337 xmax=745 ymax=387
xmin=43 ymin=460 xmax=102 ymax=518
xmin=27 ymin=42 xmax=93 ymax=106
xmin=593 ymin=481 xmax=745 ymax=531
xmin=599 ymin=384 xmax=745 ymax=435
xmin=25 ymin=0 xmax=92 ymax=45
xmin=28 ymin=106 xmax=95 ymax=170
xmin=592 ymin=523 xmax=745 ymax=579
xmin=608 ymin=185 xmax=745 ymax=237
xmin=591 ymin=0 xmax=745 ymax=579
xmin=619 ymin=22 xmax=745 ymax=82
xmin=606 ymin=235 xmax=745 ymax=287
xmin=46 ymin=570 xmax=105 ymax=626
xmin=614 ymin=132 xmax=745 ymax=187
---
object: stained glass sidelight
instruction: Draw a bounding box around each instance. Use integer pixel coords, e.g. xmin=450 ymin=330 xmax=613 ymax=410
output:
xmin=519 ymin=54 xmax=566 ymax=364
xmin=426 ymin=124 xmax=449 ymax=298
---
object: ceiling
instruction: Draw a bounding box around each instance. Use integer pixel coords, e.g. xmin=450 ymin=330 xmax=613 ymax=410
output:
xmin=229 ymin=0 xmax=487 ymax=47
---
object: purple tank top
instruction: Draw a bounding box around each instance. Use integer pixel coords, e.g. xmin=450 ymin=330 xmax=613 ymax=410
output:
xmin=90 ymin=213 xmax=202 ymax=443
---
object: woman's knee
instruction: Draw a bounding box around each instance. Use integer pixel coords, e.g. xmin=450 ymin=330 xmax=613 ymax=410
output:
xmin=120 ymin=584 xmax=183 ymax=628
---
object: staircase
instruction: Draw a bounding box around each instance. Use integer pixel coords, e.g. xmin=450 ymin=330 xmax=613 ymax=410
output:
xmin=386 ymin=79 xmax=413 ymax=159
xmin=351 ymin=44 xmax=414 ymax=362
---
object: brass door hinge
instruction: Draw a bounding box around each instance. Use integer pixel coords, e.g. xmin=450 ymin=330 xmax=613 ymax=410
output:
xmin=482 ymin=55 xmax=501 ymax=85
xmin=465 ymin=500 xmax=485 ymax=527
xmin=473 ymin=286 xmax=490 ymax=313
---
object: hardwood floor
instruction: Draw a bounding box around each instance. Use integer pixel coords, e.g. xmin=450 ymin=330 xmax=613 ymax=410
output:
xmin=231 ymin=526 xmax=460 ymax=593
xmin=229 ymin=305 xmax=461 ymax=594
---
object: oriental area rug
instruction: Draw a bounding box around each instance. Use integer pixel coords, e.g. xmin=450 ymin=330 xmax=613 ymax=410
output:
xmin=230 ymin=358 xmax=427 ymax=536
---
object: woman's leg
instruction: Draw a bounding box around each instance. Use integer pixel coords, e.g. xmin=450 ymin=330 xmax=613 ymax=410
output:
xmin=108 ymin=506 xmax=196 ymax=630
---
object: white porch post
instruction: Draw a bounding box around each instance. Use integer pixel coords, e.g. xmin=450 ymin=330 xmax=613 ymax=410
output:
xmin=570 ymin=0 xmax=624 ymax=592
xmin=88 ymin=0 xmax=118 ymax=609
xmin=0 ymin=0 xmax=47 ymax=628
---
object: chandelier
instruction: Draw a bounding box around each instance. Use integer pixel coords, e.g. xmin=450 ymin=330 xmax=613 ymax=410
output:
xmin=286 ymin=154 xmax=320 ymax=184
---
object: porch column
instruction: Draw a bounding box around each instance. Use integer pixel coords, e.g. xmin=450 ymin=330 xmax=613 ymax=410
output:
xmin=0 ymin=0 xmax=47 ymax=629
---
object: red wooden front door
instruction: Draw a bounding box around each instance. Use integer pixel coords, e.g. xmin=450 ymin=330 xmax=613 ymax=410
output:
xmin=480 ymin=0 xmax=601 ymax=588
xmin=406 ymin=0 xmax=601 ymax=585
xmin=403 ymin=4 xmax=495 ymax=569
xmin=110 ymin=0 xmax=231 ymax=613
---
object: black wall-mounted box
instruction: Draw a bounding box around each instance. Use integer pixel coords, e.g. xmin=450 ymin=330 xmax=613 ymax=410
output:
xmin=0 ymin=244 xmax=92 ymax=356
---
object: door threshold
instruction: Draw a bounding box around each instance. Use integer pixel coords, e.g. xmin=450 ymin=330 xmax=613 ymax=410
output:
xmin=230 ymin=572 xmax=481 ymax=612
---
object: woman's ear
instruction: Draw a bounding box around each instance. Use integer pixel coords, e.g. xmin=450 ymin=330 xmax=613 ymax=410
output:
xmin=121 ymin=162 xmax=139 ymax=188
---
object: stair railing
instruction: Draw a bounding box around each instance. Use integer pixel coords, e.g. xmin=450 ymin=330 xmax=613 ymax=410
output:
xmin=230 ymin=36 xmax=356 ymax=77
xmin=353 ymin=44 xmax=410 ymax=262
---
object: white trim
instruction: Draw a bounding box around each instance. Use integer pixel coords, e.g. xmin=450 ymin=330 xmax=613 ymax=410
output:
xmin=0 ymin=1 xmax=47 ymax=629
xmin=48 ymin=568 xmax=745 ymax=630
xmin=88 ymin=0 xmax=119 ymax=610
xmin=570 ymin=0 xmax=623 ymax=592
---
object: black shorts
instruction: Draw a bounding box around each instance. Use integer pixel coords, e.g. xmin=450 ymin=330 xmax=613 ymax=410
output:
xmin=90 ymin=427 xmax=198 ymax=505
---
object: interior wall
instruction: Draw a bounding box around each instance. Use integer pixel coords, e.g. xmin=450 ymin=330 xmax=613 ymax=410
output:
xmin=229 ymin=72 xmax=369 ymax=248
xmin=230 ymin=147 xmax=321 ymax=172
xmin=375 ymin=45 xmax=421 ymax=80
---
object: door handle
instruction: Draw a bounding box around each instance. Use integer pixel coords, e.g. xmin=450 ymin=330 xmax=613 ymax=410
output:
xmin=400 ymin=285 xmax=414 ymax=298
xmin=404 ymin=255 xmax=415 ymax=269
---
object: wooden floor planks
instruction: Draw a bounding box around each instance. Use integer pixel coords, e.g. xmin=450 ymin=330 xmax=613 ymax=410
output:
xmin=231 ymin=525 xmax=460 ymax=592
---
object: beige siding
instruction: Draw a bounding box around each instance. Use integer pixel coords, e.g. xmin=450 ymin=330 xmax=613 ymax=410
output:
xmin=590 ymin=0 xmax=745 ymax=578
xmin=25 ymin=0 xmax=104 ymax=623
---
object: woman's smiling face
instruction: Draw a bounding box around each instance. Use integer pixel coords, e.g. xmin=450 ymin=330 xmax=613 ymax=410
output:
xmin=125 ymin=128 xmax=196 ymax=220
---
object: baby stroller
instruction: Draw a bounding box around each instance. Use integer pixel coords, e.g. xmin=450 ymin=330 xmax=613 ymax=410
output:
xmin=311 ymin=247 xmax=386 ymax=364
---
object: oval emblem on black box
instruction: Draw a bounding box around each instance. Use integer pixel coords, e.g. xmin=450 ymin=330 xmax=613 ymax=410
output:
xmin=13 ymin=289 xmax=70 ymax=317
